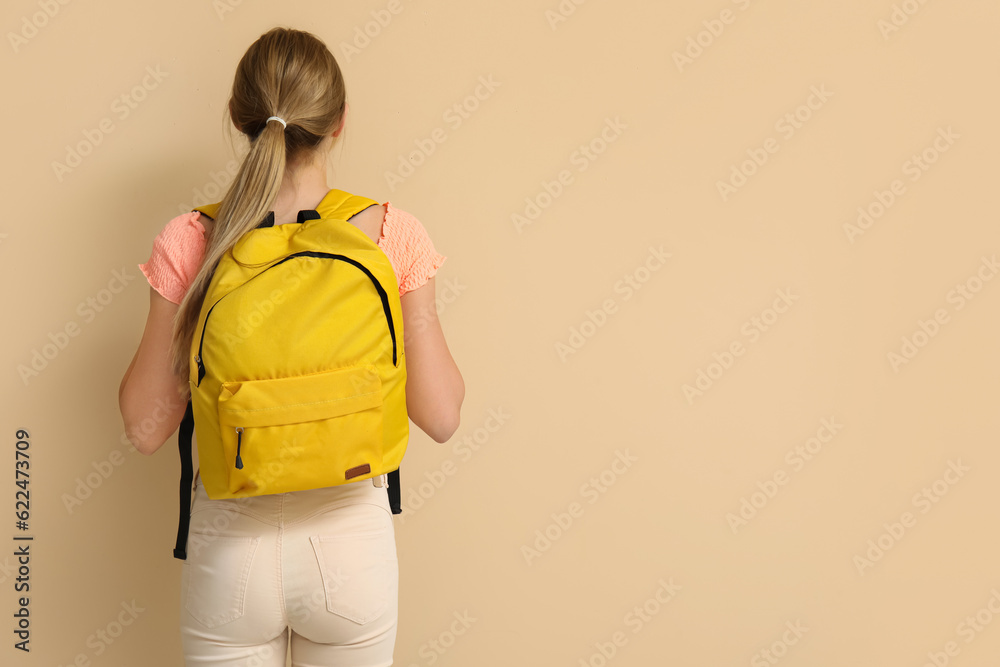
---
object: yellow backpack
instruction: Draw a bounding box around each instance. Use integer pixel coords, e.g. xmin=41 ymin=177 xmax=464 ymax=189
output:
xmin=173 ymin=189 xmax=407 ymax=560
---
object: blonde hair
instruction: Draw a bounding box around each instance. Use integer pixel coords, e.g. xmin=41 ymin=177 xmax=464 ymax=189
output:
xmin=169 ymin=26 xmax=347 ymax=400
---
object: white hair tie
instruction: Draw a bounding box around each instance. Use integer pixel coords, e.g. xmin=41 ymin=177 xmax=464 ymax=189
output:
xmin=266 ymin=116 xmax=287 ymax=129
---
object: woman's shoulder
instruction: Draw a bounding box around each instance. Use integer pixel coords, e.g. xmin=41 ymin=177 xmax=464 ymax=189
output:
xmin=138 ymin=211 xmax=210 ymax=305
xmin=376 ymin=201 xmax=446 ymax=294
xmin=349 ymin=200 xmax=434 ymax=247
xmin=150 ymin=210 xmax=209 ymax=252
xmin=377 ymin=201 xmax=433 ymax=244
xmin=349 ymin=203 xmax=387 ymax=245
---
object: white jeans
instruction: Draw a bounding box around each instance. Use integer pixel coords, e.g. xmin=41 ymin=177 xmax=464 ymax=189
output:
xmin=179 ymin=470 xmax=398 ymax=666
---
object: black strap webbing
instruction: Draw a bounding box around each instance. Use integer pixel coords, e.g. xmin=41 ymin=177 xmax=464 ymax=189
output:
xmin=173 ymin=399 xmax=194 ymax=560
xmin=388 ymin=468 xmax=401 ymax=514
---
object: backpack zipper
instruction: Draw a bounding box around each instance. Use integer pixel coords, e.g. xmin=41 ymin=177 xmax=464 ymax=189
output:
xmin=234 ymin=427 xmax=244 ymax=469
xmin=195 ymin=251 xmax=397 ymax=386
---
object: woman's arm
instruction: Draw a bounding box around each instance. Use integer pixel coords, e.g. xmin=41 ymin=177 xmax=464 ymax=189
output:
xmin=400 ymin=275 xmax=465 ymax=442
xmin=118 ymin=287 xmax=188 ymax=455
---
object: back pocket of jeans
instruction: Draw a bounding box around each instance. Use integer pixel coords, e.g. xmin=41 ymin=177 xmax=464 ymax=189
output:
xmin=309 ymin=525 xmax=394 ymax=625
xmin=184 ymin=534 xmax=261 ymax=628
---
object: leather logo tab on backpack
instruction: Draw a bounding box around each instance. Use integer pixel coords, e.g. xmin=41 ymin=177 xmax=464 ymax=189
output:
xmin=345 ymin=463 xmax=371 ymax=480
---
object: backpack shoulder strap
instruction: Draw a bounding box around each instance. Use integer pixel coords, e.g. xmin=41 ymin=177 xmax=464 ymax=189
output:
xmin=315 ymin=189 xmax=380 ymax=220
xmin=191 ymin=202 xmax=219 ymax=220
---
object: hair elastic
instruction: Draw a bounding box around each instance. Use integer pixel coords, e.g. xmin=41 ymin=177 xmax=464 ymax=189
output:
xmin=266 ymin=116 xmax=287 ymax=129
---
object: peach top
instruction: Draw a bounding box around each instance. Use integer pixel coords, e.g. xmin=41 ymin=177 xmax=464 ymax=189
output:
xmin=138 ymin=201 xmax=446 ymax=304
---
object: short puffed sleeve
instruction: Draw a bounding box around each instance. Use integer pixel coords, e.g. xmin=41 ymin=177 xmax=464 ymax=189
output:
xmin=376 ymin=202 xmax=447 ymax=296
xmin=137 ymin=211 xmax=208 ymax=305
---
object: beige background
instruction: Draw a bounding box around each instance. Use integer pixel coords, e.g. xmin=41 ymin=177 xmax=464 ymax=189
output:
xmin=3 ymin=0 xmax=999 ymax=665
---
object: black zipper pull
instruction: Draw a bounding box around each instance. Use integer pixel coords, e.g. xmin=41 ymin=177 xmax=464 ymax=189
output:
xmin=195 ymin=354 xmax=206 ymax=386
xmin=235 ymin=427 xmax=244 ymax=469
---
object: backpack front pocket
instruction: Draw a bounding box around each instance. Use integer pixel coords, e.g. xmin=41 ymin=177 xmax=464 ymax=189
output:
xmin=217 ymin=364 xmax=384 ymax=496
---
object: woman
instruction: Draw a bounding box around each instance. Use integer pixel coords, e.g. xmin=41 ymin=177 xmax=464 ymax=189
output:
xmin=118 ymin=26 xmax=464 ymax=666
